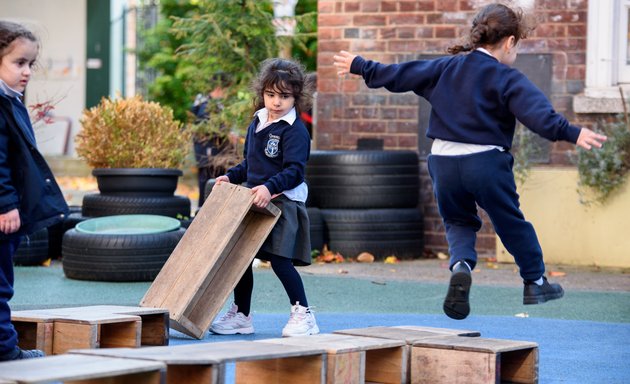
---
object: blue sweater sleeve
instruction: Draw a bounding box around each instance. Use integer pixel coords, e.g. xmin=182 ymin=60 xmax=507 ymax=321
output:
xmin=504 ymin=71 xmax=581 ymax=143
xmin=350 ymin=55 xmax=449 ymax=96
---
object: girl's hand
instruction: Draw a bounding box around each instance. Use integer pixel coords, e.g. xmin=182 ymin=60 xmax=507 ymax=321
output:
xmin=333 ymin=50 xmax=358 ymax=77
xmin=0 ymin=209 xmax=21 ymax=234
xmin=251 ymin=185 xmax=272 ymax=208
xmin=576 ymin=128 xmax=607 ymax=150
xmin=215 ymin=175 xmax=230 ymax=185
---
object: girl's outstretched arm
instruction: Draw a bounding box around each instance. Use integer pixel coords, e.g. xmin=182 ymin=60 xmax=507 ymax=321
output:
xmin=333 ymin=51 xmax=357 ymax=77
xmin=576 ymin=128 xmax=607 ymax=150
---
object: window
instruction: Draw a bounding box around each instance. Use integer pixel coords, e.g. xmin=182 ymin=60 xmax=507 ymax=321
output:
xmin=575 ymin=0 xmax=628 ymax=113
xmin=619 ymin=0 xmax=630 ymax=83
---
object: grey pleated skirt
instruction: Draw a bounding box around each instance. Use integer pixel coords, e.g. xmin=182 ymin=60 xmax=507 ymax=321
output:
xmin=258 ymin=194 xmax=312 ymax=266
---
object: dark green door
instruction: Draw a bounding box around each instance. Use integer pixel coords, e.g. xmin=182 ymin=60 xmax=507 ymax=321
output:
xmin=86 ymin=0 xmax=110 ymax=108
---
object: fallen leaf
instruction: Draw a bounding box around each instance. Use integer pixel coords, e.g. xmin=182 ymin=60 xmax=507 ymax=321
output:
xmin=357 ymin=252 xmax=375 ymax=263
xmin=549 ymin=271 xmax=566 ymax=277
xmin=437 ymin=252 xmax=449 ymax=260
xmin=486 ymin=262 xmax=499 ymax=269
xmin=371 ymin=280 xmax=386 ymax=285
xmin=514 ymin=312 xmax=529 ymax=318
xmin=384 ymin=256 xmax=399 ymax=264
xmin=337 ymin=269 xmax=348 ymax=274
xmin=41 ymin=258 xmax=51 ymax=267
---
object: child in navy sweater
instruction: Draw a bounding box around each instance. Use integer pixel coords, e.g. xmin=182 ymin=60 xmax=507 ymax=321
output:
xmin=333 ymin=3 xmax=607 ymax=320
xmin=211 ymin=58 xmax=318 ymax=336
xmin=0 ymin=21 xmax=68 ymax=360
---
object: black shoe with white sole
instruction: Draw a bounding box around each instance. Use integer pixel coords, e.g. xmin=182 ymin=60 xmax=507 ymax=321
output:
xmin=443 ymin=262 xmax=472 ymax=320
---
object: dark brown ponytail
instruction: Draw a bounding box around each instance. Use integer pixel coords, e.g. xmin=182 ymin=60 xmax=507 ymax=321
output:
xmin=447 ymin=3 xmax=535 ymax=55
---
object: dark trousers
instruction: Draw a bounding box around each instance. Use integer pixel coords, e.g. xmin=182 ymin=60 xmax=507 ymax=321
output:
xmin=427 ymin=149 xmax=545 ymax=281
xmin=193 ymin=140 xmax=222 ymax=207
xmin=234 ymin=254 xmax=308 ymax=316
xmin=0 ymin=236 xmax=21 ymax=355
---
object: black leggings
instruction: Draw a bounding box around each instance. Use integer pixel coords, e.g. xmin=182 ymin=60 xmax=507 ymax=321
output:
xmin=234 ymin=255 xmax=308 ymax=316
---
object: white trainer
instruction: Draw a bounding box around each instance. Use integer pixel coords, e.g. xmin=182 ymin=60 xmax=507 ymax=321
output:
xmin=209 ymin=303 xmax=254 ymax=335
xmin=281 ymin=302 xmax=320 ymax=337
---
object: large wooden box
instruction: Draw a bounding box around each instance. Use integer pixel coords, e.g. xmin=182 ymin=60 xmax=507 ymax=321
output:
xmin=411 ymin=336 xmax=539 ymax=384
xmin=141 ymin=183 xmax=281 ymax=339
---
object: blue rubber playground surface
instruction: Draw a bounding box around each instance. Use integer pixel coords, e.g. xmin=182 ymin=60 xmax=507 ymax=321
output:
xmin=11 ymin=261 xmax=630 ymax=383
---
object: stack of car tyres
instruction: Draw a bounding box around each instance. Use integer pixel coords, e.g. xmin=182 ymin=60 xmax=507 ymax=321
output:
xmin=61 ymin=169 xmax=189 ymax=281
xmin=306 ymin=150 xmax=423 ymax=259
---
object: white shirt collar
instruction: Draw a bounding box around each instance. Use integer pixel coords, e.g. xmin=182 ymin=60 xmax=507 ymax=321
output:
xmin=254 ymin=107 xmax=296 ymax=132
xmin=0 ymin=79 xmax=23 ymax=99
xmin=476 ymin=47 xmax=495 ymax=58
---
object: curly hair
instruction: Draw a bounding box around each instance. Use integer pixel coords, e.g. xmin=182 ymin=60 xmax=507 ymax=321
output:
xmin=251 ymin=58 xmax=314 ymax=114
xmin=447 ymin=3 xmax=536 ymax=55
xmin=0 ymin=21 xmax=38 ymax=62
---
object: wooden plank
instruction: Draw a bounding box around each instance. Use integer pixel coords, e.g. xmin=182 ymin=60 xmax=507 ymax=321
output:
xmin=171 ymin=340 xmax=326 ymax=362
xmin=0 ymin=354 xmax=165 ymax=383
xmin=260 ymin=333 xmax=405 ymax=353
xmin=235 ymin=355 xmax=325 ymax=384
xmin=410 ymin=336 xmax=539 ymax=384
xmin=365 ymin=344 xmax=407 ymax=384
xmin=54 ymin=322 xmax=98 ymax=354
xmin=326 ymin=351 xmax=363 ymax=384
xmin=13 ymin=321 xmax=54 ymax=356
xmin=334 ymin=325 xmax=480 ymax=343
xmin=140 ymin=183 xmax=281 ymax=339
xmin=411 ymin=347 xmax=497 ymax=384
xmin=72 ymin=347 xmax=223 ymax=384
xmin=99 ymin=320 xmax=142 ymax=349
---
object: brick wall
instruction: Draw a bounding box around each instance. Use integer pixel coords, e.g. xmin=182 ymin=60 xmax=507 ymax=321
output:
xmin=315 ymin=0 xmax=589 ymax=255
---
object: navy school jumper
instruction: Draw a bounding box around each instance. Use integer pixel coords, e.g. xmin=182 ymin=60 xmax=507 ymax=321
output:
xmin=350 ymin=51 xmax=581 ymax=280
xmin=0 ymin=91 xmax=68 ymax=356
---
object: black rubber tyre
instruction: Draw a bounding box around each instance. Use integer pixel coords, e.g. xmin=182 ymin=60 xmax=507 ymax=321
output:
xmin=62 ymin=228 xmax=185 ymax=282
xmin=48 ymin=206 xmax=84 ymax=260
xmin=13 ymin=228 xmax=49 ymax=266
xmin=82 ymin=193 xmax=191 ymax=218
xmin=306 ymin=150 xmax=420 ymax=209
xmin=321 ymin=208 xmax=424 ymax=259
xmin=307 ymin=207 xmax=325 ymax=252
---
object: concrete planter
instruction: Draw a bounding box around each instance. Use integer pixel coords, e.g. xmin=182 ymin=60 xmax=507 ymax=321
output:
xmin=496 ymin=167 xmax=630 ymax=268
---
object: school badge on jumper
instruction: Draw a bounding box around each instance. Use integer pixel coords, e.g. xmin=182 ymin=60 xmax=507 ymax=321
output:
xmin=265 ymin=134 xmax=280 ymax=158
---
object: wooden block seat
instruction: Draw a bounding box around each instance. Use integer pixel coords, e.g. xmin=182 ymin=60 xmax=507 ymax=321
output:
xmin=0 ymin=354 xmax=165 ymax=384
xmin=141 ymin=183 xmax=281 ymax=339
xmin=259 ymin=333 xmax=408 ymax=384
xmin=72 ymin=340 xmax=327 ymax=384
xmin=11 ymin=305 xmax=169 ymax=355
xmin=334 ymin=325 xmax=481 ymax=383
xmin=410 ymin=335 xmax=539 ymax=384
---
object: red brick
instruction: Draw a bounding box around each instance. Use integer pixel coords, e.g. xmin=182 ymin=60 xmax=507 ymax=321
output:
xmin=353 ymin=14 xmax=387 ymax=26
xmin=388 ymin=121 xmax=418 ymax=134
xmin=459 ymin=1 xmax=474 ymax=11
xmin=397 ymin=134 xmax=419 ymax=148
xmin=382 ymin=1 xmax=398 ymax=12
xmin=317 ymin=1 xmax=335 ymax=14
xmin=568 ymin=24 xmax=587 ymax=36
xmin=344 ymin=1 xmax=360 ymax=13
xmin=398 ymin=107 xmax=418 ymax=120
xmin=360 ymin=28 xmax=378 ymax=40
xmin=360 ymin=1 xmax=380 ymax=12
xmin=319 ymin=40 xmax=351 ymax=53
xmin=435 ymin=26 xmax=457 ymax=38
xmin=380 ymin=27 xmax=397 ymax=39
xmin=389 ymin=14 xmax=426 ymax=25
xmin=566 ymin=65 xmax=586 ymax=80
xmin=436 ymin=0 xmax=458 ymax=12
xmin=353 ymin=40 xmax=387 ymax=52
xmin=417 ymin=27 xmax=434 ymax=38
xmin=319 ymin=14 xmax=353 ymax=27
xmin=417 ymin=1 xmax=436 ymax=12
xmin=318 ymin=27 xmax=343 ymax=40
xmin=398 ymin=27 xmax=416 ymax=39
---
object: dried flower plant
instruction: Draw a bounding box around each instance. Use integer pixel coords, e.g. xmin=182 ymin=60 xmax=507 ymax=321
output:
xmin=76 ymin=95 xmax=191 ymax=169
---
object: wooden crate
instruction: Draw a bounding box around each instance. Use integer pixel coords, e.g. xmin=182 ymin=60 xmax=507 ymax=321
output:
xmin=410 ymin=336 xmax=539 ymax=384
xmin=141 ymin=183 xmax=281 ymax=339
xmin=11 ymin=309 xmax=143 ymax=355
xmin=71 ymin=346 xmax=224 ymax=384
xmin=79 ymin=305 xmax=170 ymax=346
xmin=73 ymin=340 xmax=327 ymax=384
xmin=334 ymin=326 xmax=481 ymax=383
xmin=0 ymin=354 xmax=165 ymax=384
xmin=259 ymin=333 xmax=407 ymax=384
